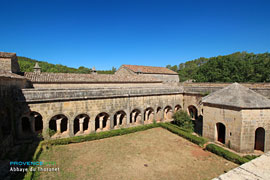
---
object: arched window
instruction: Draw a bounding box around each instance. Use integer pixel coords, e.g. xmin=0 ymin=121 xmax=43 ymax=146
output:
xmin=144 ymin=107 xmax=154 ymax=124
xmin=174 ymin=105 xmax=182 ymax=112
xmin=49 ymin=114 xmax=68 ymax=137
xmin=114 ymin=111 xmax=126 ymax=128
xmin=254 ymin=127 xmax=265 ymax=152
xmin=216 ymin=123 xmax=226 ymax=144
xmin=95 ymin=112 xmax=110 ymax=132
xmin=164 ymin=106 xmax=173 ymax=120
xmin=188 ymin=105 xmax=198 ymax=120
xmin=130 ymin=109 xmax=141 ymax=125
xmin=74 ymin=114 xmax=90 ymax=135
xmin=156 ymin=107 xmax=162 ymax=122
xmin=30 ymin=112 xmax=43 ymax=133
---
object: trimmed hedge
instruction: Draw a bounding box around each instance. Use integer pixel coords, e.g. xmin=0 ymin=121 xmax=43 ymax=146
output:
xmin=159 ymin=123 xmax=208 ymax=147
xmin=206 ymin=144 xmax=249 ymax=165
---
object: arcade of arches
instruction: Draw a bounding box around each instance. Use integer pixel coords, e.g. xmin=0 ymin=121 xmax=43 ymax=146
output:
xmin=19 ymin=102 xmax=190 ymax=139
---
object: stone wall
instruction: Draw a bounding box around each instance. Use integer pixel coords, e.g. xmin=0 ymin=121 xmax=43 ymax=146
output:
xmin=202 ymin=104 xmax=243 ymax=152
xmin=30 ymin=82 xmax=164 ymax=89
xmin=115 ymin=66 xmax=179 ymax=83
xmin=203 ymin=103 xmax=270 ymax=153
xmin=0 ymin=56 xmax=20 ymax=73
xmin=241 ymin=109 xmax=270 ymax=152
xmin=0 ymin=76 xmax=27 ymax=158
xmin=18 ymin=93 xmax=184 ymax=139
xmin=114 ymin=66 xmax=135 ymax=76
xmin=141 ymin=73 xmax=179 ymax=83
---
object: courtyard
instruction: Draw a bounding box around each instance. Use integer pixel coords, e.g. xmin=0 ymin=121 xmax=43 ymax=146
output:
xmin=36 ymin=128 xmax=237 ymax=180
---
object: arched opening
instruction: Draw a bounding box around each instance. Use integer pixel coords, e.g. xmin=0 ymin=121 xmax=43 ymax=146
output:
xmin=60 ymin=118 xmax=68 ymax=133
xmin=188 ymin=105 xmax=198 ymax=120
xmin=254 ymin=127 xmax=265 ymax=152
xmin=216 ymin=123 xmax=226 ymax=144
xmin=22 ymin=117 xmax=31 ymax=133
xmin=156 ymin=107 xmax=162 ymax=122
xmin=130 ymin=109 xmax=141 ymax=125
xmin=49 ymin=114 xmax=68 ymax=136
xmin=114 ymin=111 xmax=126 ymax=128
xmin=174 ymin=105 xmax=181 ymax=112
xmin=74 ymin=118 xmax=79 ymax=134
xmin=164 ymin=106 xmax=173 ymax=120
xmin=74 ymin=114 xmax=90 ymax=135
xmin=30 ymin=112 xmax=43 ymax=133
xmin=95 ymin=112 xmax=110 ymax=132
xmin=144 ymin=107 xmax=154 ymax=124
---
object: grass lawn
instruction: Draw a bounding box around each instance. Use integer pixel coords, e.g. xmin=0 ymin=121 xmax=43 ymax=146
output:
xmin=36 ymin=127 xmax=237 ymax=180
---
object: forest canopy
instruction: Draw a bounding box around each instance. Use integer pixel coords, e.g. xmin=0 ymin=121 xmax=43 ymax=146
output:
xmin=166 ymin=52 xmax=270 ymax=83
xmin=18 ymin=51 xmax=270 ymax=82
xmin=18 ymin=56 xmax=116 ymax=74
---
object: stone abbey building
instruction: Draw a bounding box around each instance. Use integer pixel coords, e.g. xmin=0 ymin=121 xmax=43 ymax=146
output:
xmin=0 ymin=52 xmax=269 ymax=158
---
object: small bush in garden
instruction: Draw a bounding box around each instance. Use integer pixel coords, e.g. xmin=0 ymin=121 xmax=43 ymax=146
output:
xmin=47 ymin=128 xmax=56 ymax=137
xmin=172 ymin=110 xmax=194 ymax=131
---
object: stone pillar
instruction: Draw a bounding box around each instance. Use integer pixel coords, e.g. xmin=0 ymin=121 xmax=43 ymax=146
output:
xmin=56 ymin=119 xmax=62 ymax=133
xmin=145 ymin=110 xmax=149 ymax=123
xmin=132 ymin=112 xmax=136 ymax=124
xmin=105 ymin=117 xmax=110 ymax=130
xmin=123 ymin=115 xmax=127 ymax=126
xmin=79 ymin=117 xmax=85 ymax=133
xmin=164 ymin=110 xmax=167 ymax=121
xmin=116 ymin=114 xmax=121 ymax=127
xmin=110 ymin=114 xmax=114 ymax=129
xmin=99 ymin=116 xmax=104 ymax=131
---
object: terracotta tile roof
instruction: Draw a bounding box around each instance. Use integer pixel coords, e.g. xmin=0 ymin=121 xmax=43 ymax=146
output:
xmin=122 ymin=65 xmax=178 ymax=75
xmin=0 ymin=70 xmax=25 ymax=79
xmin=202 ymin=83 xmax=270 ymax=108
xmin=24 ymin=72 xmax=162 ymax=83
xmin=0 ymin=52 xmax=16 ymax=58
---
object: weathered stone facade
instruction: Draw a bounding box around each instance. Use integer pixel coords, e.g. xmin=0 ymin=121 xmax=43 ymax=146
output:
xmin=1 ymin=51 xmax=270 ymax=156
xmin=15 ymin=86 xmax=183 ymax=139
xmin=203 ymin=83 xmax=270 ymax=153
xmin=116 ymin=64 xmax=179 ymax=83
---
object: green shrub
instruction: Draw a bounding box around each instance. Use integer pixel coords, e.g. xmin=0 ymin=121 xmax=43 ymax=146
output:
xmin=159 ymin=123 xmax=207 ymax=147
xmin=172 ymin=110 xmax=194 ymax=131
xmin=47 ymin=128 xmax=56 ymax=137
xmin=243 ymin=155 xmax=259 ymax=161
xmin=205 ymin=144 xmax=249 ymax=165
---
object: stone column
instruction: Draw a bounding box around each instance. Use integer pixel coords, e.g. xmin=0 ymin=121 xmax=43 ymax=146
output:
xmin=106 ymin=117 xmax=110 ymax=130
xmin=145 ymin=110 xmax=149 ymax=123
xmin=56 ymin=119 xmax=62 ymax=133
xmin=132 ymin=112 xmax=136 ymax=124
xmin=79 ymin=117 xmax=85 ymax=133
xmin=99 ymin=116 xmax=104 ymax=131
xmin=123 ymin=115 xmax=127 ymax=126
xmin=116 ymin=114 xmax=121 ymax=127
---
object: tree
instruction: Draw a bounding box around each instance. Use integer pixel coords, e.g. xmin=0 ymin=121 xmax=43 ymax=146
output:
xmin=172 ymin=110 xmax=194 ymax=131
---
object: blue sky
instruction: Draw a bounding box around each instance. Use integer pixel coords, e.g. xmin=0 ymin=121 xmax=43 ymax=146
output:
xmin=1 ymin=0 xmax=270 ymax=70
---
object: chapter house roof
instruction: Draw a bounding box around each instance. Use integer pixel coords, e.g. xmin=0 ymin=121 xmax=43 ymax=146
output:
xmin=24 ymin=72 xmax=161 ymax=83
xmin=202 ymin=83 xmax=270 ymax=108
xmin=122 ymin=65 xmax=178 ymax=75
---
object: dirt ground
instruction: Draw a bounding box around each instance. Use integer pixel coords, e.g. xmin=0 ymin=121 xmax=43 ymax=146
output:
xmin=37 ymin=128 xmax=238 ymax=180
